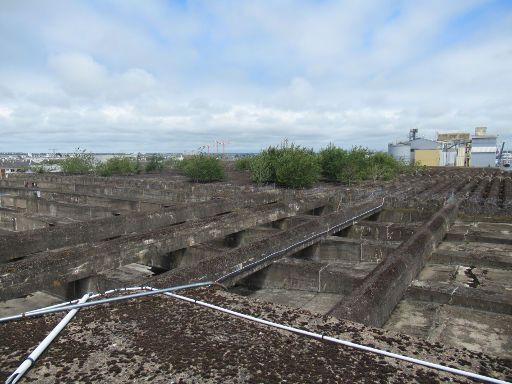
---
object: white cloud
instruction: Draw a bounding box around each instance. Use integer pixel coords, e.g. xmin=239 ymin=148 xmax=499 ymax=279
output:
xmin=0 ymin=1 xmax=510 ymax=152
xmin=0 ymin=106 xmax=13 ymax=119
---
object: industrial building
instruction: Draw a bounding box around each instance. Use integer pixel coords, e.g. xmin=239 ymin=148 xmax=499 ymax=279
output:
xmin=388 ymin=129 xmax=442 ymax=166
xmin=388 ymin=128 xmax=498 ymax=167
xmin=471 ymin=127 xmax=497 ymax=167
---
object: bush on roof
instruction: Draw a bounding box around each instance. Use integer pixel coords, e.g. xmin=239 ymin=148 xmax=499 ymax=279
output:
xmin=180 ymin=154 xmax=224 ymax=182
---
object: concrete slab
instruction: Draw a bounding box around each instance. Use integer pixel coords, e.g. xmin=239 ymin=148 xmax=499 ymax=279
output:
xmin=240 ymin=258 xmax=377 ymax=295
xmin=385 ymin=300 xmax=512 ymax=358
xmin=446 ymin=222 xmax=512 ymax=244
xmin=431 ymin=241 xmax=512 ymax=269
xmin=0 ymin=291 xmax=62 ymax=317
xmin=419 ymin=264 xmax=512 ymax=292
xmin=433 ymin=305 xmax=512 ymax=358
xmin=384 ymin=300 xmax=439 ymax=339
xmin=230 ymin=287 xmax=341 ymax=315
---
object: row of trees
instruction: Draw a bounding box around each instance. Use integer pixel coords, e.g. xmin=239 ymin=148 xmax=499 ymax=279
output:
xmin=59 ymin=150 xmax=225 ymax=182
xmin=57 ymin=144 xmax=418 ymax=187
xmin=237 ymin=144 xmax=420 ymax=188
xmin=60 ymin=150 xmax=167 ymax=176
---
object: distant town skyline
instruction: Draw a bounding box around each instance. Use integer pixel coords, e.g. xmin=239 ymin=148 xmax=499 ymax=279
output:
xmin=1 ymin=1 xmax=511 ymax=153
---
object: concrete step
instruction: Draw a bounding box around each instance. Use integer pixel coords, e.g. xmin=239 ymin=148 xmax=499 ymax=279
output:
xmin=337 ymin=221 xmax=418 ymax=242
xmin=418 ymin=264 xmax=512 ymax=293
xmin=446 ymin=222 xmax=512 ymax=245
xmin=0 ymin=291 xmax=63 ymax=317
xmin=384 ymin=299 xmax=512 ymax=358
xmin=430 ymin=241 xmax=512 ymax=270
xmin=300 ymin=236 xmax=399 ymax=263
xmin=405 ymin=280 xmax=512 ymax=315
xmin=240 ymin=258 xmax=377 ymax=295
xmin=230 ymin=287 xmax=341 ymax=315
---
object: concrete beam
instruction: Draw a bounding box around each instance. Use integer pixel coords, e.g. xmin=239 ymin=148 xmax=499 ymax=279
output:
xmin=0 ymin=196 xmax=329 ymax=300
xmin=0 ymin=195 xmax=130 ymax=220
xmin=430 ymin=242 xmax=512 ymax=270
xmin=0 ymin=186 xmax=165 ymax=212
xmin=145 ymin=200 xmax=383 ymax=289
xmin=329 ymin=202 xmax=459 ymax=327
xmin=445 ymin=224 xmax=512 ymax=244
xmin=406 ymin=280 xmax=512 ymax=315
xmin=0 ymin=192 xmax=281 ymax=262
xmin=241 ymin=258 xmax=376 ymax=295
xmin=1 ymin=175 xmax=282 ymax=203
xmin=339 ymin=220 xmax=418 ymax=242
xmin=311 ymin=236 xmax=398 ymax=263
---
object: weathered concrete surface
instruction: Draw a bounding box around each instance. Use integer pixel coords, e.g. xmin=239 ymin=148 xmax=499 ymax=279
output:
xmin=0 ymin=209 xmax=48 ymax=231
xmin=146 ymin=200 xmax=383 ymax=289
xmin=0 ymin=291 xmax=62 ymax=317
xmin=385 ymin=300 xmax=512 ymax=358
xmin=78 ymin=263 xmax=157 ymax=296
xmin=339 ymin=220 xmax=418 ymax=242
xmin=417 ymin=264 xmax=512 ymax=293
xmin=231 ymin=286 xmax=342 ymax=314
xmin=308 ymin=236 xmax=398 ymax=263
xmin=445 ymin=222 xmax=512 ymax=244
xmin=0 ymin=197 xmax=329 ymax=300
xmin=2 ymin=288 xmax=510 ymax=383
xmin=240 ymin=257 xmax=377 ymax=294
xmin=0 ymin=194 xmax=132 ymax=220
xmin=405 ymin=280 xmax=512 ymax=315
xmin=329 ymin=202 xmax=459 ymax=327
xmin=375 ymin=208 xmax=437 ymax=223
xmin=430 ymin=241 xmax=512 ymax=269
xmin=0 ymin=174 xmax=279 ymax=203
xmin=0 ymin=192 xmax=283 ymax=262
xmin=0 ymin=186 xmax=167 ymax=212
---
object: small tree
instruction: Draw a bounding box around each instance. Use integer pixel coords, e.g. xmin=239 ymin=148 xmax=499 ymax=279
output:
xmin=235 ymin=156 xmax=253 ymax=171
xmin=249 ymin=144 xmax=320 ymax=188
xmin=145 ymin=154 xmax=165 ymax=173
xmin=250 ymin=146 xmax=283 ymax=184
xmin=61 ymin=148 xmax=95 ymax=174
xmin=318 ymin=143 xmax=348 ymax=181
xmin=368 ymin=152 xmax=400 ymax=181
xmin=96 ymin=156 xmax=137 ymax=177
xmin=275 ymin=146 xmax=320 ymax=188
xmin=335 ymin=146 xmax=372 ymax=185
xmin=181 ymin=155 xmax=224 ymax=182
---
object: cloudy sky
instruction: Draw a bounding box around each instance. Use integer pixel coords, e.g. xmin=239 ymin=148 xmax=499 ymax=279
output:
xmin=0 ymin=0 xmax=511 ymax=153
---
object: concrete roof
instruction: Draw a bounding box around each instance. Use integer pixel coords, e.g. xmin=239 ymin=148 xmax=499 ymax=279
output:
xmin=1 ymin=288 xmax=510 ymax=383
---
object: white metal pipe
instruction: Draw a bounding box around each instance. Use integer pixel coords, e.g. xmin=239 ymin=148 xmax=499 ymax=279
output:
xmin=25 ymin=293 xmax=102 ymax=315
xmin=0 ymin=282 xmax=212 ymax=323
xmin=5 ymin=293 xmax=91 ymax=384
xmin=158 ymin=289 xmax=509 ymax=384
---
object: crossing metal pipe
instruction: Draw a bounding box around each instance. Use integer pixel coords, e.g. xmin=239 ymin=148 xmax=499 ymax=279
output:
xmin=5 ymin=293 xmax=91 ymax=384
xmin=0 ymin=282 xmax=212 ymax=323
xmin=149 ymin=288 xmax=508 ymax=384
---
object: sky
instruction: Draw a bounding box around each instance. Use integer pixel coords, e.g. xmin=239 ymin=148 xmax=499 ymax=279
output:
xmin=0 ymin=0 xmax=511 ymax=153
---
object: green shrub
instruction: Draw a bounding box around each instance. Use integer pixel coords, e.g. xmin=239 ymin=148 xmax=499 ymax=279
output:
xmin=319 ymin=144 xmax=406 ymax=185
xmin=368 ymin=152 xmax=401 ymax=181
xmin=334 ymin=146 xmax=372 ymax=185
xmin=275 ymin=146 xmax=320 ymax=188
xmin=145 ymin=154 xmax=165 ymax=173
xmin=250 ymin=146 xmax=283 ymax=184
xmin=180 ymin=155 xmax=224 ymax=182
xmin=250 ymin=144 xmax=320 ymax=188
xmin=318 ymin=144 xmax=348 ymax=181
xmin=164 ymin=157 xmax=180 ymax=170
xmin=96 ymin=156 xmax=137 ymax=177
xmin=235 ymin=157 xmax=253 ymax=171
xmin=61 ymin=149 xmax=95 ymax=174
